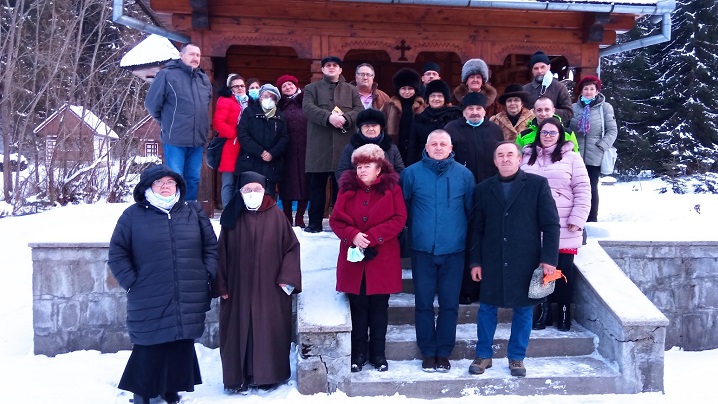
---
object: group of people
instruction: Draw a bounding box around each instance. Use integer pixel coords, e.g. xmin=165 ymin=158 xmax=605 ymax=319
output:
xmin=111 ymin=42 xmax=618 ymax=401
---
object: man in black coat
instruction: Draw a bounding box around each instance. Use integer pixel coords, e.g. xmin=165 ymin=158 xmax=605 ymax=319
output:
xmin=444 ymin=91 xmax=505 ymax=305
xmin=467 ymin=141 xmax=560 ymax=378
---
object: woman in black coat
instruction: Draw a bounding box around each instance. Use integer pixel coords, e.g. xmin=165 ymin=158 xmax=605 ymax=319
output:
xmin=335 ymin=108 xmax=405 ymax=181
xmin=406 ymin=80 xmax=462 ymax=165
xmin=276 ymin=75 xmax=310 ymax=227
xmin=236 ymin=84 xmax=289 ymax=197
xmin=108 ymin=164 xmax=218 ymax=404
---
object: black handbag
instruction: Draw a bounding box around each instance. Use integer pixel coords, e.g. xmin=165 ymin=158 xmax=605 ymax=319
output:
xmin=206 ymin=136 xmax=227 ymax=170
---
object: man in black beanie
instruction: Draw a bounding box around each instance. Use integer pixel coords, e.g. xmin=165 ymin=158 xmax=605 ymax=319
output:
xmin=522 ymin=50 xmax=573 ymax=123
xmin=418 ymin=61 xmax=441 ymax=99
xmin=444 ymin=91 xmax=504 ymax=305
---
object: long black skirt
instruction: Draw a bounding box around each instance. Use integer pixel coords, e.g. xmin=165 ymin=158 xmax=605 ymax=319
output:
xmin=118 ymin=339 xmax=202 ymax=397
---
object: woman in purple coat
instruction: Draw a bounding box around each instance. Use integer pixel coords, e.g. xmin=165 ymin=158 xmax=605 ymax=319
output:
xmin=520 ymin=117 xmax=590 ymax=331
xmin=276 ymin=75 xmax=309 ymax=227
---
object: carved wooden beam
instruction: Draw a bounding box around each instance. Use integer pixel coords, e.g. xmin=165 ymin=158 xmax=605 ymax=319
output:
xmin=190 ymin=0 xmax=209 ymax=30
xmin=583 ymin=12 xmax=611 ymax=43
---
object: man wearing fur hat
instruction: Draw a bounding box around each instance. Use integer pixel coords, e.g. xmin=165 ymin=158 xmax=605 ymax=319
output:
xmin=381 ymin=68 xmax=426 ymax=161
xmin=236 ymin=84 xmax=289 ymax=198
xmin=303 ymin=56 xmax=364 ymax=233
xmin=453 ymin=58 xmax=498 ymax=115
xmin=522 ymin=50 xmax=573 ymax=123
xmin=444 ymin=91 xmax=504 ymax=305
xmin=352 ymin=63 xmax=390 ymax=110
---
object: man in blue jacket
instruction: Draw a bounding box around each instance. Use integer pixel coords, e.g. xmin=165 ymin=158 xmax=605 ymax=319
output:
xmin=400 ymin=129 xmax=475 ymax=373
xmin=145 ymin=43 xmax=212 ymax=201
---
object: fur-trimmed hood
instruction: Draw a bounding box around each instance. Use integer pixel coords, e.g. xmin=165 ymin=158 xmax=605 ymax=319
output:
xmin=338 ymin=168 xmax=400 ymax=195
xmin=453 ymin=82 xmax=498 ymax=106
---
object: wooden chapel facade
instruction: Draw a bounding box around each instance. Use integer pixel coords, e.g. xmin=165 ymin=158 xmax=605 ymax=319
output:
xmin=144 ymin=0 xmax=666 ymax=207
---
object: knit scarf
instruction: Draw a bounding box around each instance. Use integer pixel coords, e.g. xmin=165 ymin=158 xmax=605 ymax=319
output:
xmin=577 ymin=98 xmax=592 ymax=134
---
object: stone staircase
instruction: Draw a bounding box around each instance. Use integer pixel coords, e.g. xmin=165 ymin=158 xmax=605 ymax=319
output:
xmin=342 ymin=270 xmax=621 ymax=398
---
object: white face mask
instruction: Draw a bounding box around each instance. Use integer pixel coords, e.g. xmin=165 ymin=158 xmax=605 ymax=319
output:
xmin=261 ymin=98 xmax=276 ymax=110
xmin=242 ymin=191 xmax=264 ymax=209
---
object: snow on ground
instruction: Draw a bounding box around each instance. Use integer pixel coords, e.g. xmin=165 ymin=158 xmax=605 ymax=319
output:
xmin=0 ymin=178 xmax=716 ymax=403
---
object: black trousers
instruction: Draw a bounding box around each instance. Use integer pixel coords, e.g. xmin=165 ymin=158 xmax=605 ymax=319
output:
xmin=548 ymin=253 xmax=575 ymax=305
xmin=307 ymin=172 xmax=337 ymax=228
xmin=347 ymin=276 xmax=390 ymax=359
xmin=586 ymin=165 xmax=601 ymax=222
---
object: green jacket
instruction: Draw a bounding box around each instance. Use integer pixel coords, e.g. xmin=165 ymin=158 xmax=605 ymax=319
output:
xmin=516 ymin=115 xmax=579 ymax=153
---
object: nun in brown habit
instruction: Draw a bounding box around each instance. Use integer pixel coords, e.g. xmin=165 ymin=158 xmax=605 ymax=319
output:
xmin=213 ymin=171 xmax=302 ymax=394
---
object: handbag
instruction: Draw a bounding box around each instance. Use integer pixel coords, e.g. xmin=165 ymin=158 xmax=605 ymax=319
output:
xmin=528 ymin=267 xmax=567 ymax=299
xmin=598 ymin=104 xmax=617 ymax=175
xmin=205 ymin=136 xmax=227 ymax=170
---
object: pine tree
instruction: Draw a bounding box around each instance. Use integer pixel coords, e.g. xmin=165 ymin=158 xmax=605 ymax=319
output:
xmin=604 ymin=0 xmax=718 ymax=176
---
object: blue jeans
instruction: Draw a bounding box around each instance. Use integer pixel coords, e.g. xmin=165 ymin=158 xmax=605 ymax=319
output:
xmin=475 ymin=303 xmax=533 ymax=361
xmin=221 ymin=172 xmax=236 ymax=208
xmin=411 ymin=250 xmax=463 ymax=358
xmin=163 ymin=144 xmax=203 ymax=200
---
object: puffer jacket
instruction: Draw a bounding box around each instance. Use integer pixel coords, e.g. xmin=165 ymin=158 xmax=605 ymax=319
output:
xmin=335 ymin=130 xmax=405 ymax=181
xmin=144 ymin=60 xmax=212 ymax=147
xmin=108 ymin=164 xmax=218 ymax=346
xmin=520 ymin=142 xmax=591 ymax=249
xmin=400 ymin=150 xmax=474 ymax=255
xmin=516 ymin=115 xmax=580 ymax=153
xmin=489 ymin=108 xmax=534 ymax=142
xmin=569 ymin=93 xmax=618 ymax=167
xmin=213 ymin=87 xmax=242 ymax=173
xmin=235 ymin=103 xmax=289 ymax=183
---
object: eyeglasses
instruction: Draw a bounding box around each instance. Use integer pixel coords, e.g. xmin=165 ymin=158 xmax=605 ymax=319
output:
xmin=231 ymin=84 xmax=245 ymax=89
xmin=152 ymin=179 xmax=177 ymax=187
xmin=356 ymin=73 xmax=374 ymax=77
xmin=539 ymin=130 xmax=559 ymax=137
xmin=240 ymin=187 xmax=264 ymax=194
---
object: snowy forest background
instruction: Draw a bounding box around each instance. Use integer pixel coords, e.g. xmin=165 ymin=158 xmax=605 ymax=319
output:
xmin=1 ymin=0 xmax=717 ymax=215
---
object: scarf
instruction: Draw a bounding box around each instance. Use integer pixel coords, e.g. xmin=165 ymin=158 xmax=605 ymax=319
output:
xmin=358 ymin=132 xmax=384 ymax=145
xmin=289 ymin=89 xmax=302 ymax=99
xmin=263 ymin=105 xmax=277 ymax=119
xmin=577 ymin=98 xmax=592 ymax=134
xmin=144 ymin=188 xmax=180 ymax=213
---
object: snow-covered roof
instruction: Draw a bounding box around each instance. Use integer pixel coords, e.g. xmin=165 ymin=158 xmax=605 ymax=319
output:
xmin=120 ymin=34 xmax=179 ymax=68
xmin=33 ymin=104 xmax=119 ymax=139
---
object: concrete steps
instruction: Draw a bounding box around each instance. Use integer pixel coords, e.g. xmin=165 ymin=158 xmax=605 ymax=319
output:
xmin=345 ymin=269 xmax=623 ymax=397
xmin=346 ymin=356 xmax=620 ymax=398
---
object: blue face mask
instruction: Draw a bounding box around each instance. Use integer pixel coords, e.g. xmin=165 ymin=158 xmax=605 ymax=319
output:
xmin=466 ymin=118 xmax=484 ymax=127
xmin=347 ymin=246 xmax=365 ymax=262
xmin=248 ymin=89 xmax=260 ymax=100
xmin=580 ymin=95 xmax=595 ymax=104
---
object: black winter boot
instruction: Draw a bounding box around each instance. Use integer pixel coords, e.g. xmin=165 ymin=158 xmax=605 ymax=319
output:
xmin=132 ymin=394 xmax=152 ymax=404
xmin=557 ymin=304 xmax=572 ymax=331
xmin=532 ymin=302 xmax=552 ymax=330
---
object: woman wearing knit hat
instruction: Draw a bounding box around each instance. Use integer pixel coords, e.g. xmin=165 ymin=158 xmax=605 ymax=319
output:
xmin=276 ymin=74 xmax=310 ymax=228
xmin=568 ymin=76 xmax=618 ymax=222
xmin=489 ymin=83 xmax=535 ymax=142
xmin=235 ymin=84 xmax=289 ymax=198
xmin=330 ymin=144 xmax=407 ymax=373
xmin=405 ymin=80 xmax=462 ymax=165
xmin=453 ymin=58 xmax=498 ymax=114
xmin=381 ymin=68 xmax=426 ymax=162
xmin=213 ymin=74 xmax=247 ymax=207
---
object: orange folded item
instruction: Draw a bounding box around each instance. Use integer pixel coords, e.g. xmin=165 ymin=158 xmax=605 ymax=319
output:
xmin=543 ymin=269 xmax=567 ymax=285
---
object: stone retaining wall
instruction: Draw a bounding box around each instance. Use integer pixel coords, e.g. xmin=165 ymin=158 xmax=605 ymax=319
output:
xmin=30 ymin=242 xmax=219 ymax=356
xmin=600 ymin=240 xmax=718 ymax=351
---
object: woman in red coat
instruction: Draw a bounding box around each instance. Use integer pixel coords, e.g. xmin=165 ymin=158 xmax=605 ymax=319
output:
xmin=213 ymin=74 xmax=245 ymax=207
xmin=329 ymin=144 xmax=407 ymax=373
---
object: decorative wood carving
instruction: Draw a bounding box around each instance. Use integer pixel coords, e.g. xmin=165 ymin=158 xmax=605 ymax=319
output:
xmin=206 ymin=33 xmax=312 ymax=59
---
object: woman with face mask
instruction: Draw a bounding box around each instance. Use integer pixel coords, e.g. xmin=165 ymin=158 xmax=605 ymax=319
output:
xmin=214 ymin=171 xmax=302 ymax=394
xmin=246 ymin=78 xmax=262 ymax=103
xmin=108 ymin=165 xmax=218 ymax=404
xmin=213 ymin=74 xmax=246 ymax=207
xmin=235 ymin=84 xmax=289 ymax=198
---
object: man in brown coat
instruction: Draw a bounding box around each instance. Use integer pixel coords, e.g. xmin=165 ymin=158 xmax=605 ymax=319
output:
xmin=214 ymin=171 xmax=302 ymax=393
xmin=522 ymin=50 xmax=573 ymax=123
xmin=353 ymin=63 xmax=390 ymax=110
xmin=302 ymin=56 xmax=363 ymax=233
